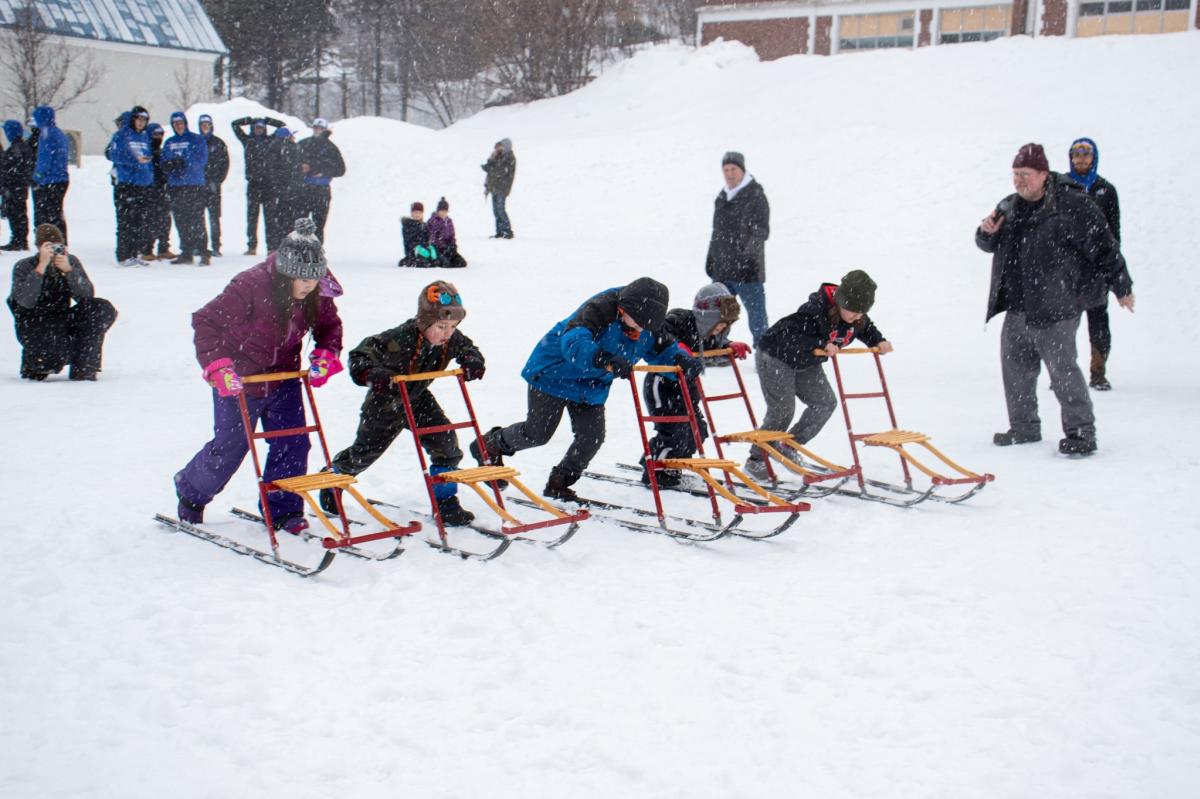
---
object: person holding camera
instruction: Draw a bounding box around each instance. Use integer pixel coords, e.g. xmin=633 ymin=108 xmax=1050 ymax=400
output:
xmin=6 ymin=224 xmax=117 ymax=381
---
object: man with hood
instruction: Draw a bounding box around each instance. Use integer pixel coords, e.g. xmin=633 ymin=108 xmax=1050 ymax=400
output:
xmin=468 ymin=277 xmax=701 ymax=502
xmin=706 ymin=151 xmax=771 ymax=346
xmin=481 ymin=138 xmax=516 ymax=239
xmin=1061 ymin=137 xmax=1123 ymax=391
xmin=161 ymin=111 xmax=209 ymax=264
xmin=1 ymin=119 xmax=34 ymax=250
xmin=230 ymin=115 xmax=286 ymax=255
xmin=295 ymin=118 xmax=345 ymax=242
xmin=106 ymin=106 xmax=154 ymax=266
xmin=198 ymin=114 xmax=229 ymax=257
xmin=30 ymin=106 xmax=70 ymax=243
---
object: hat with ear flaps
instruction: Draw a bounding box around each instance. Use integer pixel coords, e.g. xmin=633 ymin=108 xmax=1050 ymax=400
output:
xmin=417 ymin=281 xmax=466 ymax=330
xmin=692 ymin=283 xmax=740 ymax=339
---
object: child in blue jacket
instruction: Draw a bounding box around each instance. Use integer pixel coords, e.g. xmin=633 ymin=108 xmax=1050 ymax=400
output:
xmin=470 ymin=277 xmax=700 ymax=501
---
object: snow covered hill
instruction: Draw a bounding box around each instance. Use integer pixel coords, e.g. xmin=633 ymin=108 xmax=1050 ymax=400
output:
xmin=2 ymin=32 xmax=1198 ymax=798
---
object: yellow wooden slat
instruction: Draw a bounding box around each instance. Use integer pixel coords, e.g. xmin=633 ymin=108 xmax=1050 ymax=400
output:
xmin=272 ymin=472 xmax=358 ymax=492
xmin=242 ymin=370 xmax=307 ymax=384
xmin=393 ymin=368 xmax=463 ymax=383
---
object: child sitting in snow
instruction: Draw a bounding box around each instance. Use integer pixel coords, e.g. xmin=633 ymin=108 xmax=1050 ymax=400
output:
xmin=398 ymin=202 xmax=436 ymax=268
xmin=319 ymin=281 xmax=486 ymax=527
xmin=426 ymin=197 xmax=467 ymax=269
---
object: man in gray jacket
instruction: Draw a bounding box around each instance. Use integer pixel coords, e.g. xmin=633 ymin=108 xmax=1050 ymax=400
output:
xmin=976 ymin=143 xmax=1133 ymax=456
xmin=7 ymin=223 xmax=117 ymax=380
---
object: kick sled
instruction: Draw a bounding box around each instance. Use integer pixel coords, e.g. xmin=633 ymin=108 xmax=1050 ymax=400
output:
xmin=155 ymin=370 xmax=422 ymax=577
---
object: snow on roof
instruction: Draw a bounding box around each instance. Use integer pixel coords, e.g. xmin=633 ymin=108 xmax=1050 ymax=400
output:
xmin=0 ymin=0 xmax=226 ymax=55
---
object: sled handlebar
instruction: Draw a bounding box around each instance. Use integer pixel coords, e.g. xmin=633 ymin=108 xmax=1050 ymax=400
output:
xmin=811 ymin=347 xmax=880 ymax=356
xmin=242 ymin=370 xmax=308 ymax=384
xmin=393 ymin=368 xmax=463 ymax=383
xmin=632 ymin=364 xmax=681 ymax=374
xmin=704 ymin=347 xmax=733 ymax=357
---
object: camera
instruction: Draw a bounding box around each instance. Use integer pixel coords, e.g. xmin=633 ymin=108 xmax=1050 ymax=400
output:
xmin=51 ymin=244 xmax=66 ymax=255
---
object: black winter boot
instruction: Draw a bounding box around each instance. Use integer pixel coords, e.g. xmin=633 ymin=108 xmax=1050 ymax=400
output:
xmin=319 ymin=487 xmax=341 ymax=515
xmin=544 ymin=467 xmax=583 ymax=503
xmin=993 ymin=429 xmax=1042 ymax=446
xmin=1089 ymin=346 xmax=1111 ymax=391
xmin=436 ymin=495 xmax=475 ymax=527
xmin=639 ymin=455 xmax=682 ymax=488
xmin=469 ymin=426 xmax=510 ymax=489
xmin=1059 ymin=434 xmax=1097 ymax=456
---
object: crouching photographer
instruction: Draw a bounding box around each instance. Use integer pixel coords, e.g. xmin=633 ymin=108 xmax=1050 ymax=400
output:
xmin=7 ymin=223 xmax=118 ymax=380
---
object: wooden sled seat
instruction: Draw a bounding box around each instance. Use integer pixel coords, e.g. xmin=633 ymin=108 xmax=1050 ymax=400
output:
xmin=436 ymin=465 xmax=519 ymax=485
xmin=857 ymin=428 xmax=992 ymax=486
xmin=271 ymin=472 xmax=358 ymax=492
xmin=662 ymin=457 xmax=739 ymax=471
xmin=862 ymin=429 xmax=930 ymax=447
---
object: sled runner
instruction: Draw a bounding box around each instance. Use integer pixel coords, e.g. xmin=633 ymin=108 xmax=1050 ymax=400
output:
xmin=825 ymin=348 xmax=994 ymax=506
xmin=389 ymin=368 xmax=588 ymax=559
xmin=155 ymin=370 xmax=421 ymax=578
xmin=582 ymin=363 xmax=809 ymax=541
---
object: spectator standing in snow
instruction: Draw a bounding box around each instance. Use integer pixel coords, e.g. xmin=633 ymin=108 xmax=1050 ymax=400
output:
xmin=1 ymin=119 xmax=35 ymax=251
xmin=705 ymin=151 xmax=771 ymax=346
xmin=743 ymin=271 xmax=892 ymax=480
xmin=30 ymin=106 xmax=70 ymax=244
xmin=427 ymin=197 xmax=467 ymax=268
xmin=145 ymin=123 xmax=176 ymax=260
xmin=295 ymin=118 xmax=345 ymax=242
xmin=231 ymin=115 xmax=286 ymax=255
xmin=482 ymin=138 xmax=515 ymax=239
xmin=106 ymin=106 xmax=154 ymax=267
xmin=399 ymin=202 xmax=435 ymax=267
xmin=6 ymin=224 xmax=117 ymax=381
xmin=976 ymin=143 xmax=1134 ymax=457
xmin=173 ymin=218 xmax=344 ymax=534
xmin=1060 ymin=137 xmax=1123 ymax=391
xmin=265 ymin=127 xmax=302 ymax=252
xmin=319 ymin=281 xmax=485 ymax=527
xmin=198 ymin=114 xmax=229 ymax=257
xmin=162 ymin=112 xmax=210 ymax=265
xmin=468 ymin=278 xmax=700 ymax=502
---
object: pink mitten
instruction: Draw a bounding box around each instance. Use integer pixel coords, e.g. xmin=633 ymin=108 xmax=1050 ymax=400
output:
xmin=203 ymin=358 xmax=243 ymax=397
xmin=308 ymin=348 xmax=343 ymax=388
xmin=729 ymin=341 xmax=752 ymax=360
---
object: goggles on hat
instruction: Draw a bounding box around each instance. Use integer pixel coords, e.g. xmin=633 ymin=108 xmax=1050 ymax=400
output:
xmin=426 ymin=285 xmax=462 ymax=306
xmin=1070 ymin=143 xmax=1094 ymax=156
xmin=133 ymin=111 xmax=149 ymax=119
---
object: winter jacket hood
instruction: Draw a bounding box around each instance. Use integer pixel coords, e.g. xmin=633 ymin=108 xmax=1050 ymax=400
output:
xmin=1065 ymin=137 xmax=1100 ymax=190
xmin=760 ymin=283 xmax=885 ymax=371
xmin=31 ymin=106 xmax=68 ymax=185
xmin=107 ymin=112 xmax=153 ymax=187
xmin=3 ymin=120 xmax=23 ymax=144
xmin=32 ymin=106 xmax=55 ymax=129
xmin=163 ymin=116 xmax=208 ymax=187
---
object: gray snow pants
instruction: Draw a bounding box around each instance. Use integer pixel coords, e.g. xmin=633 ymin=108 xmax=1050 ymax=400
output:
xmin=1001 ymin=311 xmax=1095 ymax=439
xmin=752 ymin=349 xmax=839 ymax=453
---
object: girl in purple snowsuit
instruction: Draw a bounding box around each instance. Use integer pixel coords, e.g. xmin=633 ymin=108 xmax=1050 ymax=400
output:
xmin=426 ymin=197 xmax=467 ymax=269
xmin=174 ymin=219 xmax=344 ymax=532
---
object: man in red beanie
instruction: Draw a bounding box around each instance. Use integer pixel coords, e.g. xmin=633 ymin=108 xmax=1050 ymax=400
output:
xmin=976 ymin=143 xmax=1134 ymax=457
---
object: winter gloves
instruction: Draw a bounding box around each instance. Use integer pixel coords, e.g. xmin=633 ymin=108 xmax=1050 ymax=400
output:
xmin=203 ymin=357 xmax=243 ymax=397
xmin=674 ymin=351 xmax=704 ymax=381
xmin=593 ymin=349 xmax=632 ymax=379
xmin=728 ymin=341 xmax=752 ymax=360
xmin=458 ymin=353 xmax=486 ymax=382
xmin=308 ymin=349 xmax=343 ymax=388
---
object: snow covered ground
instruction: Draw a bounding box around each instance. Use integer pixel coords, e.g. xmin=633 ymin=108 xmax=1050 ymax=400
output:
xmin=3 ymin=32 xmax=1199 ymax=798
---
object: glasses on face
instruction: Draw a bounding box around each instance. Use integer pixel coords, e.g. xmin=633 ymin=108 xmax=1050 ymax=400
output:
xmin=1070 ymin=144 xmax=1094 ymax=157
xmin=426 ymin=285 xmax=462 ymax=306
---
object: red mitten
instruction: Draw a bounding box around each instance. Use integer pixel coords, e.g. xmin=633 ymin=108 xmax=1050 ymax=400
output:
xmin=203 ymin=358 xmax=243 ymax=397
xmin=729 ymin=341 xmax=752 ymax=360
xmin=308 ymin=348 xmax=343 ymax=388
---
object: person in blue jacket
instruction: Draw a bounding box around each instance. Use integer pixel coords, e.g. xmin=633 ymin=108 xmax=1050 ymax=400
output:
xmin=31 ymin=106 xmax=70 ymax=244
xmin=469 ymin=277 xmax=700 ymax=502
xmin=161 ymin=111 xmax=209 ymax=265
xmin=106 ymin=106 xmax=154 ymax=266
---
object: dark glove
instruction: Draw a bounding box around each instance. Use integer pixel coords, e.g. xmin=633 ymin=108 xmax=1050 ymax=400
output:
xmin=367 ymin=368 xmax=401 ymax=394
xmin=593 ymin=349 xmax=632 ymax=379
xmin=459 ymin=354 xmax=485 ymax=382
xmin=674 ymin=351 xmax=704 ymax=381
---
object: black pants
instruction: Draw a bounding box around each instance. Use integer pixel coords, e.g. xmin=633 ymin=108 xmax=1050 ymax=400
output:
xmin=496 ymin=387 xmax=606 ymax=478
xmin=332 ymin=390 xmax=463 ymax=476
xmin=169 ymin=185 xmax=208 ymax=257
xmin=432 ymin=245 xmax=468 ymax=269
xmin=246 ymin=181 xmax=269 ymax=249
xmin=4 ymin=185 xmax=29 ymax=246
xmin=265 ymin=194 xmax=294 ymax=253
xmin=643 ymin=374 xmax=707 ymax=461
xmin=204 ymin=184 xmax=222 ymax=252
xmin=33 ymin=182 xmax=68 ymax=244
xmin=147 ymin=186 xmax=172 ymax=254
xmin=115 ymin=184 xmax=152 ymax=261
xmin=8 ymin=297 xmax=118 ymax=376
xmin=298 ymin=184 xmax=331 ymax=241
xmin=1086 ymin=300 xmax=1111 ymax=358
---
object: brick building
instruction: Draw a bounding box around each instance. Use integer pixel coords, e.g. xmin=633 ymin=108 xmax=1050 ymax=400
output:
xmin=698 ymin=0 xmax=1198 ymax=57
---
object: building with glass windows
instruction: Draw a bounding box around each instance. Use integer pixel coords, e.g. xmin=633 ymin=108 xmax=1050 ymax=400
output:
xmin=697 ymin=0 xmax=1197 ymax=57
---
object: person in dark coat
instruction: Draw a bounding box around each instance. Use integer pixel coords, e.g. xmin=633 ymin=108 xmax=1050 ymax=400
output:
xmin=30 ymin=106 xmax=70 ymax=244
xmin=1061 ymin=137 xmax=1122 ymax=391
xmin=6 ymin=224 xmax=118 ymax=380
xmin=481 ymin=138 xmax=516 ymax=238
xmin=976 ymin=143 xmax=1135 ymax=456
xmin=197 ymin=114 xmax=229 ymax=257
xmin=264 ymin=128 xmax=303 ymax=252
xmin=173 ymin=219 xmax=343 ymax=532
xmin=161 ymin=111 xmax=210 ymax=265
xmin=295 ymin=119 xmax=345 ymax=242
xmin=231 ymin=115 xmax=285 ymax=255
xmin=106 ymin=106 xmax=154 ymax=266
xmin=145 ymin=123 xmax=175 ymax=259
xmin=398 ymin=202 xmax=436 ymax=267
xmin=426 ymin=197 xmax=467 ymax=268
xmin=744 ymin=271 xmax=891 ymax=479
xmin=1 ymin=119 xmax=35 ymax=250
xmin=705 ymin=151 xmax=771 ymax=345
xmin=640 ymin=283 xmax=748 ymax=487
xmin=319 ymin=281 xmax=485 ymax=527
xmin=469 ymin=278 xmax=700 ymax=502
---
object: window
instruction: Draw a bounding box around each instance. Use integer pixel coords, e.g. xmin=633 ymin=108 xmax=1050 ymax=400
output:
xmin=838 ymin=12 xmax=917 ymax=53
xmin=1077 ymin=0 xmax=1191 ymax=35
xmin=939 ymin=5 xmax=1012 ymax=45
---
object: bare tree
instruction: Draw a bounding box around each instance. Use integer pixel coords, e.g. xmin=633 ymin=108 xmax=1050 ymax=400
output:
xmin=167 ymin=62 xmax=211 ymax=111
xmin=0 ymin=0 xmax=105 ymax=116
